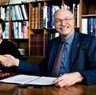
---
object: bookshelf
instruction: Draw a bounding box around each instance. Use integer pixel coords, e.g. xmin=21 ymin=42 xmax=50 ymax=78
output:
xmin=0 ymin=0 xmax=95 ymax=63
xmin=81 ymin=0 xmax=96 ymax=35
xmin=28 ymin=0 xmax=65 ymax=62
xmin=0 ymin=3 xmax=29 ymax=58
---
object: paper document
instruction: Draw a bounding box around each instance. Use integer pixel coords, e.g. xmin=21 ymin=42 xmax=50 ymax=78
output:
xmin=0 ymin=74 xmax=56 ymax=85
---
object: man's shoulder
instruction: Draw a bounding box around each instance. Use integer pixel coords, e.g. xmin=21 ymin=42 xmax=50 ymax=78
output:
xmin=74 ymin=32 xmax=96 ymax=49
xmin=77 ymin=32 xmax=96 ymax=42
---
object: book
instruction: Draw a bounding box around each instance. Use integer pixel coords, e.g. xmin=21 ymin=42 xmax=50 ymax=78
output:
xmin=22 ymin=21 xmax=29 ymax=39
xmin=82 ymin=18 xmax=88 ymax=34
xmin=14 ymin=5 xmax=23 ymax=20
xmin=30 ymin=34 xmax=43 ymax=56
xmin=21 ymin=4 xmax=28 ymax=20
xmin=31 ymin=7 xmax=35 ymax=29
xmin=3 ymin=22 xmax=9 ymax=39
xmin=12 ymin=22 xmax=19 ymax=38
xmin=88 ymin=18 xmax=94 ymax=36
xmin=0 ymin=74 xmax=56 ymax=86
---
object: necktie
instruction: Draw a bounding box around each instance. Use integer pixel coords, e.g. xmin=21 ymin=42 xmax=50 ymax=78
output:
xmin=51 ymin=41 xmax=66 ymax=77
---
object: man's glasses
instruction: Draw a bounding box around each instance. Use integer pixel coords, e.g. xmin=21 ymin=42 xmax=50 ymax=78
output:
xmin=54 ymin=18 xmax=73 ymax=24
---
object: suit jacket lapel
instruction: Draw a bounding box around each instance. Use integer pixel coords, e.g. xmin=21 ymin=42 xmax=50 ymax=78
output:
xmin=48 ymin=37 xmax=61 ymax=74
xmin=71 ymin=32 xmax=81 ymax=64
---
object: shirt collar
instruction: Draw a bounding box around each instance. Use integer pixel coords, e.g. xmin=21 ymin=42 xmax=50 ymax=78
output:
xmin=61 ymin=33 xmax=74 ymax=45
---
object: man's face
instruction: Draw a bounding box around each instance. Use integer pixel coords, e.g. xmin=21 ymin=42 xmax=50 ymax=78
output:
xmin=54 ymin=9 xmax=75 ymax=39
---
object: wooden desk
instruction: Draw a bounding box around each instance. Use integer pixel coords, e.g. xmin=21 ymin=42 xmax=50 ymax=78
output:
xmin=0 ymin=83 xmax=96 ymax=95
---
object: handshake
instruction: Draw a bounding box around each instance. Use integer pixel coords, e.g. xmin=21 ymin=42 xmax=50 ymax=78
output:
xmin=0 ymin=55 xmax=19 ymax=67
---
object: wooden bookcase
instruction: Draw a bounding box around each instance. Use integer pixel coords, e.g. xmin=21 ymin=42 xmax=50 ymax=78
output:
xmin=28 ymin=0 xmax=63 ymax=62
xmin=0 ymin=3 xmax=29 ymax=58
xmin=81 ymin=0 xmax=96 ymax=35
xmin=0 ymin=0 xmax=95 ymax=63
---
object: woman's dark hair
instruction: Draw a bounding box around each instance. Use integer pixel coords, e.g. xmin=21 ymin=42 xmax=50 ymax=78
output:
xmin=0 ymin=18 xmax=5 ymax=32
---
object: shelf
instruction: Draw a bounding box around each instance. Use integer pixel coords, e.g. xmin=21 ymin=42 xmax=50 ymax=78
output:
xmin=82 ymin=14 xmax=96 ymax=18
xmin=82 ymin=0 xmax=96 ymax=15
xmin=64 ymin=0 xmax=80 ymax=5
xmin=23 ymin=56 xmax=44 ymax=63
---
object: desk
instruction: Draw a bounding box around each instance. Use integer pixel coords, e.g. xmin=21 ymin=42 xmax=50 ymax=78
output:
xmin=0 ymin=83 xmax=96 ymax=95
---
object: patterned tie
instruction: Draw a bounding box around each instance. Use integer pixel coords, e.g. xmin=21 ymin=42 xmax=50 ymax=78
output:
xmin=51 ymin=41 xmax=66 ymax=77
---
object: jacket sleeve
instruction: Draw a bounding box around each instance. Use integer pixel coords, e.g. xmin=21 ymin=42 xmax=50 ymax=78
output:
xmin=16 ymin=60 xmax=40 ymax=75
xmin=79 ymin=37 xmax=96 ymax=85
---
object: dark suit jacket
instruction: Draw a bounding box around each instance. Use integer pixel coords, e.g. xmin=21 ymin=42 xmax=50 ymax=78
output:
xmin=17 ymin=32 xmax=96 ymax=85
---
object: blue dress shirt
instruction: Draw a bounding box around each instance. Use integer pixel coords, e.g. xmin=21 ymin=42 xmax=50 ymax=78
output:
xmin=59 ymin=33 xmax=74 ymax=76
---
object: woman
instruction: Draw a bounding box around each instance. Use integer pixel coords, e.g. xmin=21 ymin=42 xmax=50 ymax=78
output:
xmin=0 ymin=18 xmax=23 ymax=73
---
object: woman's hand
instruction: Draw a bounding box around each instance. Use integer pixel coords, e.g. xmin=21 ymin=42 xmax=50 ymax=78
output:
xmin=0 ymin=55 xmax=19 ymax=67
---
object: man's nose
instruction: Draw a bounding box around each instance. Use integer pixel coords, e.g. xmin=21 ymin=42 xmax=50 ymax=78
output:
xmin=61 ymin=20 xmax=66 ymax=25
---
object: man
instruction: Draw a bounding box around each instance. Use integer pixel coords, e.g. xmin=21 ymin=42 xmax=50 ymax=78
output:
xmin=1 ymin=8 xmax=96 ymax=87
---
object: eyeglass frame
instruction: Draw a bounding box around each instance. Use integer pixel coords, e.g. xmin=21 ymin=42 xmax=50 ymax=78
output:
xmin=54 ymin=18 xmax=74 ymax=24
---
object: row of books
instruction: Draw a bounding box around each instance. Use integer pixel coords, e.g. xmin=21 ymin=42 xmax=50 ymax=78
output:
xmin=30 ymin=34 xmax=43 ymax=56
xmin=62 ymin=3 xmax=80 ymax=27
xmin=0 ymin=3 xmax=80 ymax=30
xmin=30 ymin=33 xmax=59 ymax=56
xmin=30 ymin=3 xmax=80 ymax=29
xmin=43 ymin=5 xmax=60 ymax=29
xmin=30 ymin=5 xmax=43 ymax=29
xmin=82 ymin=17 xmax=96 ymax=36
xmin=0 ymin=4 xmax=28 ymax=21
xmin=30 ymin=4 xmax=60 ymax=29
xmin=45 ymin=32 xmax=59 ymax=44
xmin=3 ymin=21 xmax=29 ymax=39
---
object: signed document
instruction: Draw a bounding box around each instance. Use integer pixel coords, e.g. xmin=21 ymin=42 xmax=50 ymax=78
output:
xmin=0 ymin=74 xmax=56 ymax=85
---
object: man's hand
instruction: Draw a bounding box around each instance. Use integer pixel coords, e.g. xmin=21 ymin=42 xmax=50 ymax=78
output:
xmin=0 ymin=55 xmax=14 ymax=67
xmin=53 ymin=72 xmax=83 ymax=87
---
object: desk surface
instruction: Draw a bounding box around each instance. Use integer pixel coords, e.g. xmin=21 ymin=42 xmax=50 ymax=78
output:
xmin=0 ymin=83 xmax=96 ymax=95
